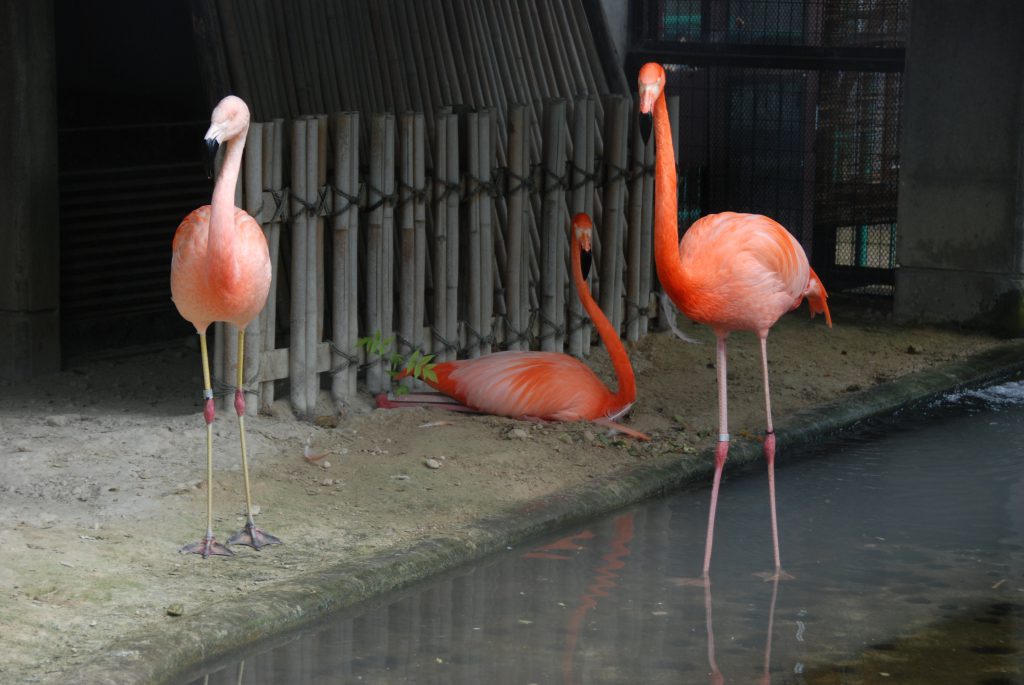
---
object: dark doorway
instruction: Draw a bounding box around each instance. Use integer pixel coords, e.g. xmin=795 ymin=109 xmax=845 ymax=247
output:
xmin=56 ymin=0 xmax=211 ymax=360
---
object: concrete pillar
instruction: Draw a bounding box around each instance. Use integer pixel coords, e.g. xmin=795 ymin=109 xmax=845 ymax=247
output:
xmin=894 ymin=0 xmax=1024 ymax=334
xmin=0 ymin=0 xmax=60 ymax=378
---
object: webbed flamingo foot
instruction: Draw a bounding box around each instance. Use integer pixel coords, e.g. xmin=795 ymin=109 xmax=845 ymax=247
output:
xmin=228 ymin=520 xmax=282 ymax=550
xmin=180 ymin=533 xmax=233 ymax=558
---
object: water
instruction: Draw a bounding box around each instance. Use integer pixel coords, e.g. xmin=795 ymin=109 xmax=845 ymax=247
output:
xmin=189 ymin=381 xmax=1024 ymax=684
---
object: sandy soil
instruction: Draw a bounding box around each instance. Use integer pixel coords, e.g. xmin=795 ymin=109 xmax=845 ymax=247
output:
xmin=0 ymin=296 xmax=1008 ymax=682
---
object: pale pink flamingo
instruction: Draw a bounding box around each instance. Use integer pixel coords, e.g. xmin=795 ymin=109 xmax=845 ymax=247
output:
xmin=638 ymin=62 xmax=831 ymax=579
xmin=171 ymin=95 xmax=279 ymax=557
xmin=378 ymin=213 xmax=649 ymax=441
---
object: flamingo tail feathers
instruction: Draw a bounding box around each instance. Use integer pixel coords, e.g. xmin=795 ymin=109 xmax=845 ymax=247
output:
xmin=805 ymin=268 xmax=832 ymax=327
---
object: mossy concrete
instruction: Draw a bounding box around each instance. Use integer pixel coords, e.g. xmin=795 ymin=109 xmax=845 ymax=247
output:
xmin=71 ymin=341 xmax=1024 ymax=685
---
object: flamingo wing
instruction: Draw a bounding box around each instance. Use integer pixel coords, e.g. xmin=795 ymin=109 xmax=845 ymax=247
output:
xmin=171 ymin=206 xmax=271 ymax=331
xmin=428 ymin=351 xmax=614 ymax=421
xmin=678 ymin=212 xmax=815 ymax=333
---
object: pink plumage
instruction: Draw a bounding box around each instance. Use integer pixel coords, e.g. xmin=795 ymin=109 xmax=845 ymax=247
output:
xmin=640 ymin=62 xmax=831 ymax=580
xmin=171 ymin=95 xmax=279 ymax=558
xmin=171 ymin=205 xmax=271 ymax=332
xmin=383 ymin=214 xmax=648 ymax=440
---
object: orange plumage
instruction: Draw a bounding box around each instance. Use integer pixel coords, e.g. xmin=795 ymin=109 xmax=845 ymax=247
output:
xmin=389 ymin=213 xmax=648 ymax=440
xmin=171 ymin=95 xmax=278 ymax=558
xmin=171 ymin=205 xmax=271 ymax=332
xmin=668 ymin=211 xmax=831 ymax=336
xmin=640 ymin=62 xmax=831 ymax=580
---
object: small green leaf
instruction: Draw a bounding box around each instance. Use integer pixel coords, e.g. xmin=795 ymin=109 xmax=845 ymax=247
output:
xmin=395 ymin=385 xmax=410 ymax=396
xmin=422 ymin=367 xmax=438 ymax=383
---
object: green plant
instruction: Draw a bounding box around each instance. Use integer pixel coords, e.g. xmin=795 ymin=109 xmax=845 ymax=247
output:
xmin=356 ymin=331 xmax=437 ymax=395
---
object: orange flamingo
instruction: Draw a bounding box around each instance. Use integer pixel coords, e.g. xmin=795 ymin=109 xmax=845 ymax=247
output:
xmin=171 ymin=95 xmax=279 ymax=557
xmin=638 ymin=63 xmax=831 ymax=579
xmin=378 ymin=213 xmax=649 ymax=441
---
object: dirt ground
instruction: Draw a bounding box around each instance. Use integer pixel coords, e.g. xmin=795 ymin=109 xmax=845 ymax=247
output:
xmin=0 ymin=296 xmax=1010 ymax=682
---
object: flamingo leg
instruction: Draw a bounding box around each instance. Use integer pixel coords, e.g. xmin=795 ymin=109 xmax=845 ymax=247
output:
xmin=759 ymin=336 xmax=791 ymax=581
xmin=227 ymin=330 xmax=282 ymax=550
xmin=592 ymin=418 xmax=651 ymax=441
xmin=701 ymin=334 xmax=730 ymax=578
xmin=181 ymin=333 xmax=233 ymax=558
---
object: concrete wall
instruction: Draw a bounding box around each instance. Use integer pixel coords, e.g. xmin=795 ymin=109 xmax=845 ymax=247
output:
xmin=0 ymin=0 xmax=61 ymax=378
xmin=894 ymin=0 xmax=1024 ymax=334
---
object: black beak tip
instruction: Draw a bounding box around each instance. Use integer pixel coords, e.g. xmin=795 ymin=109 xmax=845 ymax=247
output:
xmin=581 ymin=249 xmax=593 ymax=281
xmin=204 ymin=138 xmax=220 ymax=179
xmin=639 ymin=113 xmax=652 ymax=144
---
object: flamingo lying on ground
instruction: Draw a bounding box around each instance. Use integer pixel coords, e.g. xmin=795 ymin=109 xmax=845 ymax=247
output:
xmin=638 ymin=63 xmax=831 ymax=580
xmin=378 ymin=213 xmax=649 ymax=441
xmin=171 ymin=95 xmax=280 ymax=557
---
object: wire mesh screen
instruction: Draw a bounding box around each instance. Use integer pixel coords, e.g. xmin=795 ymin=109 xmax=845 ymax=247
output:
xmin=650 ymin=0 xmax=907 ymax=46
xmin=631 ymin=0 xmax=907 ymax=293
xmin=671 ymin=65 xmax=815 ymax=246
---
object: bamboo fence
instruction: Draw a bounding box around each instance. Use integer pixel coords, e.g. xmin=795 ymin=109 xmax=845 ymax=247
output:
xmin=192 ymin=0 xmax=680 ymax=418
xmin=206 ymin=96 xmax=679 ymax=418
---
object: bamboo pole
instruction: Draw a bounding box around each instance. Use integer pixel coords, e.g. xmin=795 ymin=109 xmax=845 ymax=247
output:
xmin=260 ymin=119 xmax=284 ymax=410
xmin=445 ymin=0 xmax=484 ymax=107
xmin=478 ymin=108 xmax=495 ymax=355
xmin=540 ymin=98 xmax=567 ymax=353
xmin=505 ymin=105 xmax=530 ymax=351
xmin=305 ymin=116 xmax=323 ymax=413
xmin=398 ymin=113 xmax=417 ymax=385
xmin=482 ymin=0 xmax=526 ymax=112
xmin=369 ymin=1 xmax=405 ymax=114
xmin=366 ymin=114 xmax=396 ymax=393
xmin=424 ymin=0 xmax=464 ymax=107
xmin=600 ymin=95 xmax=629 ymax=336
xmin=413 ymin=112 xmax=427 ymax=359
xmin=409 ymin=0 xmax=443 ymax=105
xmin=569 ymin=96 xmax=596 ymax=357
xmin=215 ymin=0 xmax=252 ymax=107
xmin=433 ymin=110 xmax=459 ymax=362
xmin=271 ymin=1 xmax=300 ymax=117
xmin=626 ymin=97 xmax=645 ymax=342
xmin=535 ymin=1 xmax=574 ymax=100
xmin=465 ymin=111 xmax=483 ymax=358
xmin=639 ymin=103 xmax=656 ymax=337
xmin=289 ymin=118 xmax=309 ymax=416
xmin=331 ymin=111 xmax=359 ymax=407
xmin=242 ymin=121 xmax=263 ymax=416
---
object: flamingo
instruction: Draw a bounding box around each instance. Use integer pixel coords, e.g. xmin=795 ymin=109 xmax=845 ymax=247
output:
xmin=378 ymin=213 xmax=649 ymax=441
xmin=171 ymin=95 xmax=280 ymax=557
xmin=638 ymin=63 xmax=831 ymax=579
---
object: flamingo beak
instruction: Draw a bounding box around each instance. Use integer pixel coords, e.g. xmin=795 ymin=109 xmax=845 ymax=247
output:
xmin=204 ymin=138 xmax=219 ymax=180
xmin=581 ymin=247 xmax=592 ymax=280
xmin=639 ymin=111 xmax=652 ymax=145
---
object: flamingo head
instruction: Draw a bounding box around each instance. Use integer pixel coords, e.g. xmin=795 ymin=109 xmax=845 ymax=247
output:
xmin=203 ymin=95 xmax=251 ymax=177
xmin=572 ymin=212 xmax=594 ymax=279
xmin=637 ymin=63 xmax=666 ymax=115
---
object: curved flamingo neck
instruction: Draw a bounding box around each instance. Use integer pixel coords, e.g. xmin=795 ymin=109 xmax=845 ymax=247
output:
xmin=209 ymin=128 xmax=247 ymax=260
xmin=651 ymin=91 xmax=690 ymax=311
xmin=571 ymin=230 xmax=636 ymax=410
